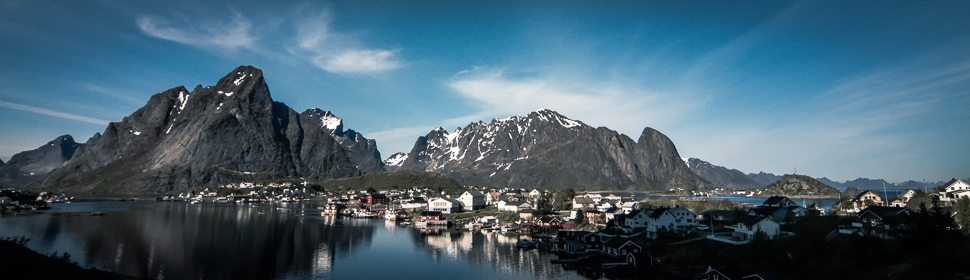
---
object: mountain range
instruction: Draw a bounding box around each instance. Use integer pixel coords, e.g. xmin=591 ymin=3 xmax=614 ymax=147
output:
xmin=4 ymin=66 xmax=962 ymax=194
xmin=391 ymin=109 xmax=711 ymax=191
xmin=685 ymin=157 xmax=954 ymax=191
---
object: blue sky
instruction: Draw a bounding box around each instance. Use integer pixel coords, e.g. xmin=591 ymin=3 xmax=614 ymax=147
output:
xmin=1 ymin=0 xmax=968 ymax=182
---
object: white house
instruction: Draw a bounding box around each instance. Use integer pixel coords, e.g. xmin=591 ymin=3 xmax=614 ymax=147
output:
xmin=730 ymin=216 xmax=781 ymax=241
xmin=497 ymin=200 xmax=531 ymax=212
xmin=624 ymin=210 xmax=651 ymax=228
xmin=528 ymin=189 xmax=542 ymax=197
xmin=620 ymin=202 xmax=637 ymax=214
xmin=667 ymin=207 xmax=698 ymax=227
xmin=940 ymin=179 xmax=970 ymax=202
xmin=428 ymin=197 xmax=461 ymax=214
xmin=458 ymin=191 xmax=485 ymax=211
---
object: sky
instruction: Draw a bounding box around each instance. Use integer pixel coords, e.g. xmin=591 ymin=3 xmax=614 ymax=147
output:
xmin=1 ymin=0 xmax=968 ymax=183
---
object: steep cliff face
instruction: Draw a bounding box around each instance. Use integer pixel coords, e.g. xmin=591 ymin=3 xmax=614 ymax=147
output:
xmin=399 ymin=109 xmax=711 ymax=191
xmin=0 ymin=135 xmax=82 ymax=188
xmin=32 ymin=66 xmax=357 ymax=193
xmin=301 ymin=108 xmax=384 ymax=174
xmin=687 ymin=158 xmax=766 ymax=189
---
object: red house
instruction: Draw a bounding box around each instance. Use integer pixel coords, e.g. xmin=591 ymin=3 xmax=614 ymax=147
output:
xmin=420 ymin=211 xmax=443 ymax=222
xmin=367 ymin=193 xmax=389 ymax=205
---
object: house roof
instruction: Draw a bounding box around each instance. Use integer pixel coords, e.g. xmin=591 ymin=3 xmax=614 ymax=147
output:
xmin=854 ymin=190 xmax=880 ymax=200
xmin=750 ymin=206 xmax=785 ymax=216
xmin=739 ymin=215 xmax=773 ymax=227
xmin=648 ymin=208 xmax=670 ymax=219
xmin=857 ymin=206 xmax=917 ymax=219
xmin=564 ymin=239 xmax=587 ymax=247
xmin=603 ymin=237 xmax=641 ymax=249
xmin=368 ymin=193 xmax=387 ymax=199
xmin=463 ymin=191 xmax=485 ymax=197
xmin=761 ymin=196 xmax=789 ymax=205
xmin=504 ymin=201 xmax=525 ymax=207
xmin=574 ymin=197 xmax=595 ymax=205
xmin=942 ymin=178 xmax=965 ymax=189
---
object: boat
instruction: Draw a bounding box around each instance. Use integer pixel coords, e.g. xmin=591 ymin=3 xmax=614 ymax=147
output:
xmin=516 ymin=239 xmax=537 ymax=248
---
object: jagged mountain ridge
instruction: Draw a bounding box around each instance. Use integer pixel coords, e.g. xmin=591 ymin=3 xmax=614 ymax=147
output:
xmin=685 ymin=158 xmax=765 ymax=189
xmin=399 ymin=109 xmax=711 ymax=191
xmin=301 ymin=108 xmax=384 ymax=174
xmin=31 ymin=66 xmax=365 ymax=193
xmin=0 ymin=135 xmax=82 ymax=188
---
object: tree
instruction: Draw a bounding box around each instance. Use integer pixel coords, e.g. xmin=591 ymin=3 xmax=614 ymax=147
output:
xmin=956 ymin=197 xmax=970 ymax=235
xmin=906 ymin=191 xmax=933 ymax=211
xmin=574 ymin=209 xmax=586 ymax=225
xmin=534 ymin=194 xmax=553 ymax=215
xmin=554 ymin=189 xmax=576 ymax=211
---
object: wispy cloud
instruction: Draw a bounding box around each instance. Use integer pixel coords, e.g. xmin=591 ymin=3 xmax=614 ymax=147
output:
xmin=0 ymin=101 xmax=110 ymax=126
xmin=137 ymin=13 xmax=256 ymax=51
xmin=685 ymin=42 xmax=970 ymax=180
xmin=319 ymin=49 xmax=402 ymax=73
xmin=290 ymin=12 xmax=402 ymax=74
xmin=447 ymin=68 xmax=698 ymax=136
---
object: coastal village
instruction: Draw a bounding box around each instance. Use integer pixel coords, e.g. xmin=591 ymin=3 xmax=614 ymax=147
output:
xmin=7 ymin=177 xmax=965 ymax=279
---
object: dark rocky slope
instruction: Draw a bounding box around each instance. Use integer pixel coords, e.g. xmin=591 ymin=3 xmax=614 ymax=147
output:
xmin=0 ymin=135 xmax=82 ymax=188
xmin=31 ymin=66 xmax=358 ymax=193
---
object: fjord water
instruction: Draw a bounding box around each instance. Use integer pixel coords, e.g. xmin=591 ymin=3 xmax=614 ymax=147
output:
xmin=0 ymin=202 xmax=567 ymax=279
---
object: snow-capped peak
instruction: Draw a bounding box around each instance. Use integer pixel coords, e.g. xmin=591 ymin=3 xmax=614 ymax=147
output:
xmin=318 ymin=112 xmax=343 ymax=131
xmin=384 ymin=152 xmax=408 ymax=167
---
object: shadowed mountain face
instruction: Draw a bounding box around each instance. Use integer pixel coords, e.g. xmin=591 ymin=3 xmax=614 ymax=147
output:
xmin=301 ymin=108 xmax=384 ymax=174
xmin=0 ymin=135 xmax=82 ymax=188
xmin=399 ymin=109 xmax=710 ymax=191
xmin=686 ymin=157 xmax=765 ymax=189
xmin=31 ymin=66 xmax=358 ymax=193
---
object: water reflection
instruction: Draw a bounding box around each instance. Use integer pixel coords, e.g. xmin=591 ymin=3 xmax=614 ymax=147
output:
xmin=1 ymin=202 xmax=569 ymax=280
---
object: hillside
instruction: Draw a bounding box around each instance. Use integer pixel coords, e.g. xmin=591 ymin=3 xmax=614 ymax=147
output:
xmin=761 ymin=174 xmax=841 ymax=197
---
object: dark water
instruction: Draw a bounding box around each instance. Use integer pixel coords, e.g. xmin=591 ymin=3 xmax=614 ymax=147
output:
xmin=0 ymin=202 xmax=569 ymax=280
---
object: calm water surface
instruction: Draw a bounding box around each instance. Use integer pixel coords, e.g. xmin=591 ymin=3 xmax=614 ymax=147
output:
xmin=0 ymin=202 xmax=571 ymax=280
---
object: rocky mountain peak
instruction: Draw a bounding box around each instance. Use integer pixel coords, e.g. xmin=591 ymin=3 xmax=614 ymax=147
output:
xmin=384 ymin=152 xmax=408 ymax=167
xmin=400 ymin=110 xmax=710 ymax=191
xmin=0 ymin=134 xmax=84 ymax=188
xmin=302 ymin=108 xmax=344 ymax=135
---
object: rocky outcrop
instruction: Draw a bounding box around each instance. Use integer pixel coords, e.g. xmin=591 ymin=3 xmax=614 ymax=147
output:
xmin=31 ymin=66 xmax=357 ymax=193
xmin=399 ymin=109 xmax=711 ymax=191
xmin=686 ymin=158 xmax=765 ymax=189
xmin=0 ymin=135 xmax=82 ymax=188
xmin=301 ymin=108 xmax=384 ymax=174
xmin=761 ymin=174 xmax=841 ymax=197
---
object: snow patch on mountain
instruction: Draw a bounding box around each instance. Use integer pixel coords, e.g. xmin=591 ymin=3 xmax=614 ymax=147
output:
xmin=384 ymin=152 xmax=408 ymax=167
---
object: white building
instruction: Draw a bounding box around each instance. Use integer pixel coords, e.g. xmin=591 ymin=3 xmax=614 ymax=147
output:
xmin=458 ymin=191 xmax=485 ymax=211
xmin=428 ymin=197 xmax=461 ymax=214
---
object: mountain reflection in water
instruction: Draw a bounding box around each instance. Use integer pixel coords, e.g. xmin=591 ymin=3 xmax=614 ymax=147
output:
xmin=0 ymin=202 xmax=567 ymax=280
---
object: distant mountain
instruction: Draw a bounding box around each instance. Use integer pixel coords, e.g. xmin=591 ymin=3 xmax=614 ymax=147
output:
xmin=398 ymin=109 xmax=711 ymax=191
xmin=761 ymin=174 xmax=841 ymax=197
xmin=383 ymin=152 xmax=408 ymax=172
xmin=0 ymin=135 xmax=82 ymax=188
xmin=301 ymin=108 xmax=384 ymax=174
xmin=31 ymin=66 xmax=361 ymax=193
xmin=0 ymin=158 xmax=4 ymax=166
xmin=686 ymin=158 xmax=765 ymax=189
xmin=747 ymin=172 xmax=783 ymax=186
